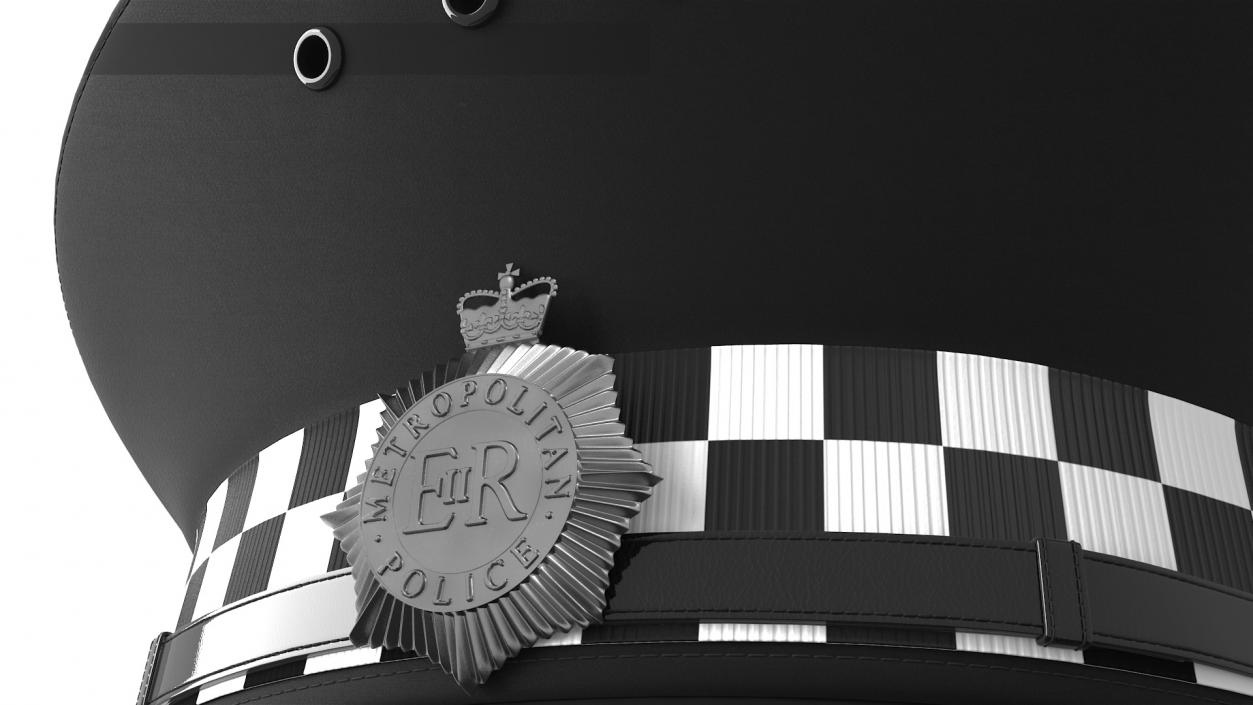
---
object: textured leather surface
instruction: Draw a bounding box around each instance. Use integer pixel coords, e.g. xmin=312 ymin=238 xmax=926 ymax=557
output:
xmin=1036 ymin=538 xmax=1089 ymax=649
xmin=151 ymin=533 xmax=1253 ymax=702
xmin=1085 ymin=553 xmax=1253 ymax=676
xmin=605 ymin=534 xmax=1042 ymax=635
xmin=600 ymin=534 xmax=1253 ymax=676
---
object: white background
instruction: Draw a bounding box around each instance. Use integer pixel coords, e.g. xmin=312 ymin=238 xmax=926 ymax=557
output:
xmin=0 ymin=2 xmax=190 ymax=702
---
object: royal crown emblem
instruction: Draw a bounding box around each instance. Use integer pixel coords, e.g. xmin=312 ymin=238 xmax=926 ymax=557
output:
xmin=457 ymin=263 xmax=557 ymax=350
xmin=325 ymin=264 xmax=657 ymax=686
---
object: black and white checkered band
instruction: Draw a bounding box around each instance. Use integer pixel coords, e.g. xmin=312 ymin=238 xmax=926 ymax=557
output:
xmin=155 ymin=346 xmax=1253 ymax=704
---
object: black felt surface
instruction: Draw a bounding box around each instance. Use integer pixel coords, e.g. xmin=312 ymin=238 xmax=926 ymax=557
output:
xmin=56 ymin=0 xmax=1253 ymax=543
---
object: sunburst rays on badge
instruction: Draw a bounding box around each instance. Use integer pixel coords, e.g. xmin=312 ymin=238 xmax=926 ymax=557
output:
xmin=323 ymin=343 xmax=659 ymax=685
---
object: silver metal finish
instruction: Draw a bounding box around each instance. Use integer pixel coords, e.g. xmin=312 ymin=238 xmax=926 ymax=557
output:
xmin=458 ymin=264 xmax=557 ymax=350
xmin=293 ymin=27 xmax=342 ymax=90
xmin=442 ymin=0 xmax=500 ymax=28
xmin=323 ymin=267 xmax=656 ymax=685
xmin=348 ymin=373 xmax=581 ymax=614
xmin=325 ymin=345 xmax=657 ymax=684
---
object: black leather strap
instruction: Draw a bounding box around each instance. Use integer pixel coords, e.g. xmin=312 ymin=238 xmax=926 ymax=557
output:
xmin=606 ymin=534 xmax=1044 ymax=636
xmin=1085 ymin=554 xmax=1253 ymax=674
xmin=1035 ymin=538 xmax=1089 ymax=649
xmin=603 ymin=533 xmax=1253 ymax=676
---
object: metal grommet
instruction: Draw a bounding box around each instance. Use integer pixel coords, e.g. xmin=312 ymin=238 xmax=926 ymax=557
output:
xmin=293 ymin=27 xmax=342 ymax=91
xmin=442 ymin=0 xmax=499 ymax=28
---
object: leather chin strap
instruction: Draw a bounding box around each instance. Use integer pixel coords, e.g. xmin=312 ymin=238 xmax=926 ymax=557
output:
xmin=600 ymin=533 xmax=1253 ymax=676
xmin=149 ymin=532 xmax=1253 ymax=704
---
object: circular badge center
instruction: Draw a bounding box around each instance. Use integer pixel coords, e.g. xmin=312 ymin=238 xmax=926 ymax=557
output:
xmin=359 ymin=373 xmax=581 ymax=612
xmin=394 ymin=409 xmax=542 ymax=573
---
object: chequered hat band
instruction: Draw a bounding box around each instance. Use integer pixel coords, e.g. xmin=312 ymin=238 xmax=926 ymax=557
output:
xmin=151 ymin=345 xmax=1253 ymax=704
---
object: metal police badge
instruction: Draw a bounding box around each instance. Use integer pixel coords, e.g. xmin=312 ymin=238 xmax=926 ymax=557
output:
xmin=324 ymin=264 xmax=658 ymax=685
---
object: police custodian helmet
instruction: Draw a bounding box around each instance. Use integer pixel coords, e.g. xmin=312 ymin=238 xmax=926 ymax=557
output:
xmin=56 ymin=1 xmax=1253 ymax=703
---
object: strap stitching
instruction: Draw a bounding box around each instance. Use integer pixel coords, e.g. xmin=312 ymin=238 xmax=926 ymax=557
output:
xmin=605 ymin=608 xmax=1035 ymax=627
xmin=1072 ymin=541 xmax=1089 ymax=647
xmin=1039 ymin=539 xmax=1056 ymax=642
xmin=627 ymin=534 xmax=1034 ymax=552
